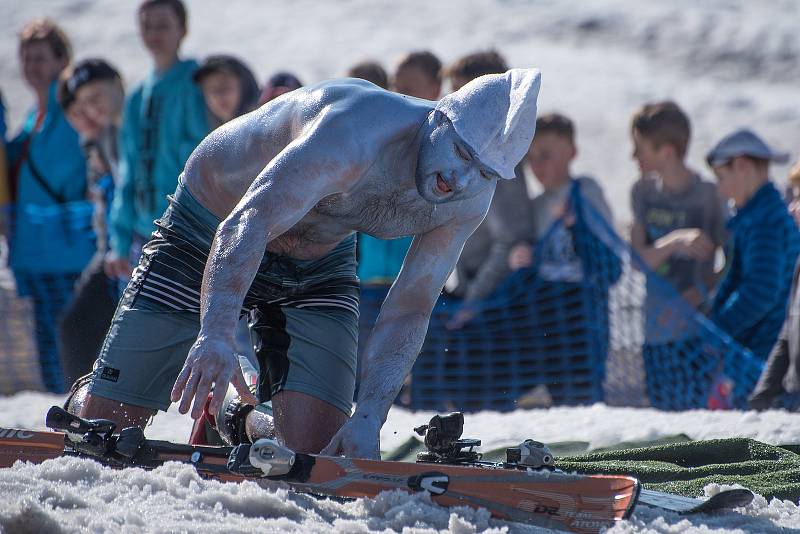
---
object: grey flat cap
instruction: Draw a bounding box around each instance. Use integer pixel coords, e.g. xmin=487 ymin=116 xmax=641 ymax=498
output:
xmin=706 ymin=128 xmax=790 ymax=167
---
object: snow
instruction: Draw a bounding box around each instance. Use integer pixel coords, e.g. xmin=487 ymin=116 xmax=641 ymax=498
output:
xmin=1 ymin=392 xmax=799 ymax=533
xmin=2 ymin=0 xmax=799 ymax=224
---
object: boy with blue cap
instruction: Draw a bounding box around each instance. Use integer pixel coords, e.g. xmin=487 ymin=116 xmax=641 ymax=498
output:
xmin=708 ymin=128 xmax=800 ymax=362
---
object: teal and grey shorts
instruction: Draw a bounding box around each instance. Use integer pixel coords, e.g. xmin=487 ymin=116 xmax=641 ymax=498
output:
xmin=88 ymin=178 xmax=359 ymax=415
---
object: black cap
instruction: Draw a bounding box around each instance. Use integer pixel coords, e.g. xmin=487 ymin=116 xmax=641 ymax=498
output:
xmin=58 ymin=58 xmax=121 ymax=110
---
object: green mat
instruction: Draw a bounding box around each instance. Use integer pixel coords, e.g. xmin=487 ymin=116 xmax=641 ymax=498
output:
xmin=383 ymin=436 xmax=800 ymax=501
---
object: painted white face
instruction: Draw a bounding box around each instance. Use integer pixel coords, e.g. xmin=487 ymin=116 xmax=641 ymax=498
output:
xmin=415 ymin=112 xmax=499 ymax=204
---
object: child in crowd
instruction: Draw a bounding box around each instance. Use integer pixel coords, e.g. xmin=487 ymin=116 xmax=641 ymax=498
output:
xmin=629 ymin=101 xmax=727 ymax=409
xmin=707 ymin=129 xmax=800 ymax=361
xmin=346 ymin=60 xmax=389 ymax=89
xmin=508 ymin=113 xmax=618 ymax=404
xmin=443 ymin=50 xmax=535 ymax=328
xmin=56 ymin=59 xmax=125 ymax=386
xmin=630 ymin=102 xmax=727 ymax=307
xmin=392 ymin=51 xmax=442 ymax=101
xmin=7 ymin=20 xmax=89 ymax=393
xmin=509 ymin=113 xmax=613 ymax=270
xmin=445 ymin=50 xmax=509 ymax=91
xmin=257 ymin=72 xmax=302 ymax=106
xmin=106 ymin=0 xmax=208 ymax=281
xmin=193 ymin=55 xmax=259 ymax=129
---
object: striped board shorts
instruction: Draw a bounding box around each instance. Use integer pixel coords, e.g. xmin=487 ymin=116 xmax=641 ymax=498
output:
xmin=88 ymin=177 xmax=360 ymax=415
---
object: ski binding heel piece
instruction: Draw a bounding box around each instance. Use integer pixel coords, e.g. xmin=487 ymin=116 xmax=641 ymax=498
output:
xmin=248 ymin=439 xmax=295 ymax=477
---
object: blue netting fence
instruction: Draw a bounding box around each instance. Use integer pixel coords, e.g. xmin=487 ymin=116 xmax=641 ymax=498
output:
xmin=360 ymin=183 xmax=766 ymax=412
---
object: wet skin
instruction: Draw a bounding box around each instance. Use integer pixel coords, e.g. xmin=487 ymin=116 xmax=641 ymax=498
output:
xmin=84 ymin=79 xmax=499 ymax=458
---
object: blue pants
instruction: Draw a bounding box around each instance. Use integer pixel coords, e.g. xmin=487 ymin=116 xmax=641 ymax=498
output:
xmin=15 ymin=271 xmax=80 ymax=393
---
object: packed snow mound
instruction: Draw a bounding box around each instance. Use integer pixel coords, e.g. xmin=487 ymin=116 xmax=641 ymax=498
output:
xmin=1 ymin=456 xmax=798 ymax=534
xmin=2 ymin=393 xmax=800 ymax=532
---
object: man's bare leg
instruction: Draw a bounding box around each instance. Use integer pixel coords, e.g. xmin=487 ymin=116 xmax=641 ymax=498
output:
xmin=71 ymin=388 xmax=156 ymax=430
xmin=246 ymin=391 xmax=348 ymax=454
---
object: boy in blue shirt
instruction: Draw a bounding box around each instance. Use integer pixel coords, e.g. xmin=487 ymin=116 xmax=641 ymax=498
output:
xmin=708 ymin=129 xmax=800 ymax=361
xmin=105 ymin=0 xmax=208 ymax=280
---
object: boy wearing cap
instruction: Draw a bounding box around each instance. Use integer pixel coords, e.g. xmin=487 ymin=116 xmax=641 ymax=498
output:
xmin=56 ymin=58 xmax=125 ymax=385
xmin=105 ymin=0 xmax=207 ymax=281
xmin=708 ymin=129 xmax=800 ymax=361
xmin=70 ymin=69 xmax=542 ymax=460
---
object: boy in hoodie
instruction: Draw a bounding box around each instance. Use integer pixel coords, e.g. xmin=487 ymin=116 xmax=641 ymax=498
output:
xmin=105 ymin=0 xmax=208 ymax=281
xmin=7 ymin=20 xmax=88 ymax=393
xmin=708 ymin=129 xmax=800 ymax=362
xmin=193 ymin=55 xmax=260 ymax=129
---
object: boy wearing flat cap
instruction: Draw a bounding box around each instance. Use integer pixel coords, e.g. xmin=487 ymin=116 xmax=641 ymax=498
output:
xmin=708 ymin=129 xmax=800 ymax=363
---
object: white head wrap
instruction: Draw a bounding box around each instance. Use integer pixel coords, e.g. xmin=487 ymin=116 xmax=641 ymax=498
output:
xmin=435 ymin=68 xmax=541 ymax=179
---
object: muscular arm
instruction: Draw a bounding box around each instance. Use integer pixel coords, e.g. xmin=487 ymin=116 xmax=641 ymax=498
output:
xmin=172 ymin=124 xmax=366 ymax=417
xmin=353 ymin=210 xmax=486 ymax=429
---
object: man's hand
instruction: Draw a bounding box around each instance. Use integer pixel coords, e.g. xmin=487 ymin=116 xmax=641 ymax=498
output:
xmin=104 ymin=251 xmax=133 ymax=279
xmin=320 ymin=411 xmax=381 ymax=459
xmin=170 ymin=335 xmax=258 ymax=419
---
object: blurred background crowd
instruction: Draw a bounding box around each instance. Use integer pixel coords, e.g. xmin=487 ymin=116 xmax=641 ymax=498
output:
xmin=1 ymin=0 xmax=799 ymax=413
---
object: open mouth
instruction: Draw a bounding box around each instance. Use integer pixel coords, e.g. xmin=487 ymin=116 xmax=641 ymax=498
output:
xmin=435 ymin=173 xmax=453 ymax=196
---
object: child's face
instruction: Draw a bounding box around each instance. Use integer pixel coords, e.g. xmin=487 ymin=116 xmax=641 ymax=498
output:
xmin=713 ymin=157 xmax=756 ymax=208
xmin=528 ymin=132 xmax=575 ymax=190
xmin=632 ymin=129 xmax=669 ymax=176
xmin=139 ymin=5 xmax=185 ymax=60
xmin=21 ymin=41 xmax=66 ymax=94
xmin=393 ymin=66 xmax=440 ymax=101
xmin=200 ymin=71 xmax=242 ymax=123
xmin=66 ymin=80 xmax=123 ymax=139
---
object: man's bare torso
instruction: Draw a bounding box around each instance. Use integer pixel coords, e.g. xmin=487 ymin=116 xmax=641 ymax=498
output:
xmin=183 ymin=79 xmax=483 ymax=260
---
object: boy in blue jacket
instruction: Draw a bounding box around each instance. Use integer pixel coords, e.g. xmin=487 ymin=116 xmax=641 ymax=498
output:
xmin=105 ymin=0 xmax=208 ymax=280
xmin=708 ymin=129 xmax=800 ymax=360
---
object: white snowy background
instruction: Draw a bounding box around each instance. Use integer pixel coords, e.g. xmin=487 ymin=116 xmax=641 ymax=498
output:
xmin=2 ymin=0 xmax=800 ymax=532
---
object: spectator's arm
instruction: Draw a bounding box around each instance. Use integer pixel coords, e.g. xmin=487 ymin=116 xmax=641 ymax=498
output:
xmin=630 ymin=221 xmax=678 ymax=270
xmin=462 ymin=176 xmax=532 ymax=303
xmin=108 ymin=95 xmax=139 ymax=257
xmin=711 ymin=222 xmax=785 ymax=337
xmin=178 ymin=81 xmax=209 ymax=166
xmin=749 ymin=317 xmax=790 ymax=409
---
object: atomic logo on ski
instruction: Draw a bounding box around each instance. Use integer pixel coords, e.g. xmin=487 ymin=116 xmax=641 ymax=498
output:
xmin=408 ymin=472 xmax=450 ymax=495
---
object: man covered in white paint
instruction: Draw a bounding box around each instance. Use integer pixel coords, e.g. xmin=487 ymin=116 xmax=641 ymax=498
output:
xmin=69 ymin=68 xmax=541 ymax=459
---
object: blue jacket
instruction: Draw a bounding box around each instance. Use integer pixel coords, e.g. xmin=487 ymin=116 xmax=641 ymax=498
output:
xmin=357 ymin=234 xmax=413 ymax=284
xmin=711 ymin=182 xmax=800 ymax=359
xmin=110 ymin=59 xmax=208 ymax=256
xmin=7 ymin=82 xmax=90 ymax=273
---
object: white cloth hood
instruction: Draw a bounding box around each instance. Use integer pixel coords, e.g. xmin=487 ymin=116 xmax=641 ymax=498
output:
xmin=435 ymin=68 xmax=541 ymax=179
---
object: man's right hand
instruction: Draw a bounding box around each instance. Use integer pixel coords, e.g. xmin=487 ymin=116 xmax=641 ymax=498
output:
xmin=171 ymin=334 xmax=258 ymax=420
xmin=104 ymin=251 xmax=133 ymax=279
